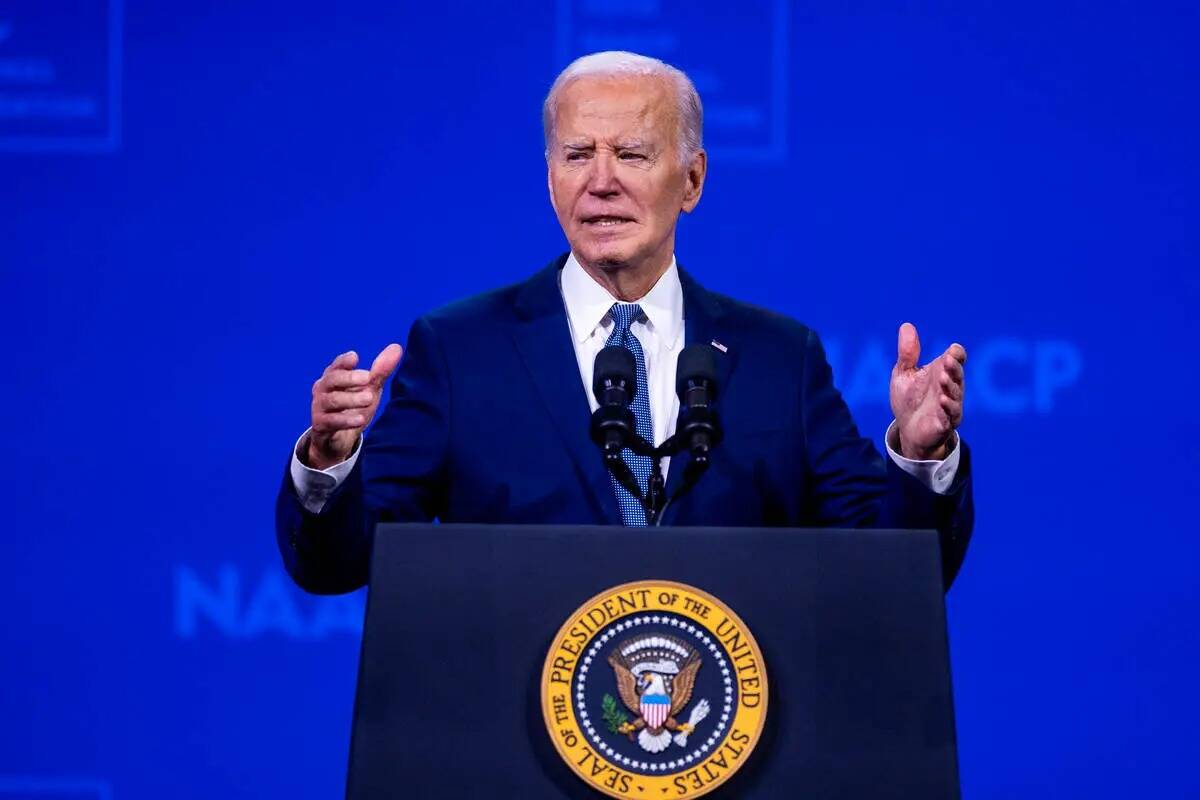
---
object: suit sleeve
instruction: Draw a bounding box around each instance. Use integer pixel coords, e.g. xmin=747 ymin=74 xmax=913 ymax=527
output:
xmin=798 ymin=329 xmax=974 ymax=588
xmin=274 ymin=316 xmax=451 ymax=594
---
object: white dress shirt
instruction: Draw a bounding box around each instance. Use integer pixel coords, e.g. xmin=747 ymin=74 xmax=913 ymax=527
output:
xmin=290 ymin=253 xmax=960 ymax=513
xmin=560 ymin=252 xmax=684 ymax=482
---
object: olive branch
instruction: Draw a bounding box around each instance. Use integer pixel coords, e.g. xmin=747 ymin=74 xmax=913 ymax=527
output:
xmin=601 ymin=693 xmax=628 ymax=733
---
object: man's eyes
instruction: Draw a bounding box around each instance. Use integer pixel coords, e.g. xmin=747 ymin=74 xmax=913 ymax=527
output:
xmin=562 ymin=150 xmax=647 ymax=162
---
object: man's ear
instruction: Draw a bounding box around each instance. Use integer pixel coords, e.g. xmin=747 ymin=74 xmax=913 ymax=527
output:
xmin=547 ymin=158 xmax=558 ymax=209
xmin=680 ymin=149 xmax=707 ymax=214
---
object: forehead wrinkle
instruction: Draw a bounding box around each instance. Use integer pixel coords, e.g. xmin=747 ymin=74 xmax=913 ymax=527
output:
xmin=556 ymin=75 xmax=678 ymax=149
xmin=569 ymin=114 xmax=662 ymax=151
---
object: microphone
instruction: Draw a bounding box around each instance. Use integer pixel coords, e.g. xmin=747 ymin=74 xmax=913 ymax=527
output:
xmin=590 ymin=346 xmax=638 ymax=464
xmin=674 ymin=344 xmax=722 ymax=466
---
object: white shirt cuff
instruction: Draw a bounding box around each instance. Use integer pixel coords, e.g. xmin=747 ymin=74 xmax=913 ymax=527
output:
xmin=884 ymin=420 xmax=960 ymax=495
xmin=289 ymin=428 xmax=362 ymax=513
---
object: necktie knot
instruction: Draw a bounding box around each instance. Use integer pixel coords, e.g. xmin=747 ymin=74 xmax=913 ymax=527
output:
xmin=608 ymin=303 xmax=644 ymax=341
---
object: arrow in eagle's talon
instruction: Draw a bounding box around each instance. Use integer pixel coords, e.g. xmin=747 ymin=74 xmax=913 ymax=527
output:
xmin=673 ymin=700 xmax=712 ymax=747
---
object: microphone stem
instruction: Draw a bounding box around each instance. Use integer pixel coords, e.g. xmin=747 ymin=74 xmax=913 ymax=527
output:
xmin=646 ymin=459 xmax=665 ymax=524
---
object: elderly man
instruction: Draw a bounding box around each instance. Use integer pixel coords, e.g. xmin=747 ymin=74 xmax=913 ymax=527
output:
xmin=276 ymin=51 xmax=973 ymax=594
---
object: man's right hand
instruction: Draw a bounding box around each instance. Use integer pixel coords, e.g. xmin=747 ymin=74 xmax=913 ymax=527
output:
xmin=306 ymin=344 xmax=404 ymax=470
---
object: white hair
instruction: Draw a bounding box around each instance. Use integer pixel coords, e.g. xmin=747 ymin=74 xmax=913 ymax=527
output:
xmin=542 ymin=51 xmax=704 ymax=163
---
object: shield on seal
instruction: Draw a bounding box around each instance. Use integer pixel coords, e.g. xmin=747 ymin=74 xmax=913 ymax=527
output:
xmin=641 ymin=694 xmax=670 ymax=729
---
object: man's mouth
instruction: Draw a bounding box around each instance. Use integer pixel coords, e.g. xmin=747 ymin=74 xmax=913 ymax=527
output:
xmin=582 ymin=215 xmax=635 ymax=227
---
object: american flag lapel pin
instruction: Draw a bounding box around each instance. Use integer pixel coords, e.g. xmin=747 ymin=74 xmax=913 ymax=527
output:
xmin=710 ymin=339 xmax=728 ymax=353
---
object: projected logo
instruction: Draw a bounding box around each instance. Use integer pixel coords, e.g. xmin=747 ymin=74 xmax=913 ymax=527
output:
xmin=556 ymin=0 xmax=789 ymax=162
xmin=173 ymin=565 xmax=364 ymax=640
xmin=824 ymin=336 xmax=1083 ymax=415
xmin=0 ymin=1 xmax=121 ymax=152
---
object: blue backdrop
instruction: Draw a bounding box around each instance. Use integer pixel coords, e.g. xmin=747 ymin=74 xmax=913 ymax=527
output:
xmin=3 ymin=1 xmax=1197 ymax=797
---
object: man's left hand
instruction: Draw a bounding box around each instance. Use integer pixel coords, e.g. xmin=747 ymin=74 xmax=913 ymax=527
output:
xmin=890 ymin=322 xmax=966 ymax=461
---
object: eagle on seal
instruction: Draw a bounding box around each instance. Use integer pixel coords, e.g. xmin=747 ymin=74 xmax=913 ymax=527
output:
xmin=607 ymin=633 xmax=712 ymax=753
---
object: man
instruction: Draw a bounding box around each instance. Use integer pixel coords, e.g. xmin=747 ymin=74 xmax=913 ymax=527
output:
xmin=275 ymin=51 xmax=972 ymax=594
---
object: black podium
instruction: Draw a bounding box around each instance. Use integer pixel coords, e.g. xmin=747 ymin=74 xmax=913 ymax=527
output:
xmin=347 ymin=524 xmax=959 ymax=799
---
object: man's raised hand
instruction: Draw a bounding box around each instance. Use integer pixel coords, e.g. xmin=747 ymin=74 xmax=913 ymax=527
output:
xmin=307 ymin=344 xmax=403 ymax=470
xmin=889 ymin=323 xmax=966 ymax=461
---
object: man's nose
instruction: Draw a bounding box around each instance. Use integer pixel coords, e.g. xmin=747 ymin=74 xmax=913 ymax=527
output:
xmin=587 ymin=153 xmax=620 ymax=197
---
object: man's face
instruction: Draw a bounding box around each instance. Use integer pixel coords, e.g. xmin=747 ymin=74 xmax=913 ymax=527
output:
xmin=547 ymin=75 xmax=705 ymax=275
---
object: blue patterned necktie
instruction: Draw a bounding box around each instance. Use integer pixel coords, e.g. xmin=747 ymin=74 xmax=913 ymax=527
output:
xmin=605 ymin=303 xmax=654 ymax=526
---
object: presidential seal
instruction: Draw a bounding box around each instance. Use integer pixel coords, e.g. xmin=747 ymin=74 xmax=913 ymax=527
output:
xmin=541 ymin=580 xmax=768 ymax=798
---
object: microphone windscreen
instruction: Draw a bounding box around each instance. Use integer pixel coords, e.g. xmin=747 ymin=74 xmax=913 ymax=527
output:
xmin=675 ymin=344 xmax=718 ymax=399
xmin=593 ymin=345 xmax=637 ymax=401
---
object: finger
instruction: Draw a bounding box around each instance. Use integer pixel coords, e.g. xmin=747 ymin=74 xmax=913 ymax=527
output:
xmin=939 ymin=394 xmax=963 ymax=426
xmin=312 ymin=409 xmax=369 ymax=432
xmin=942 ymin=355 xmax=964 ymax=383
xmin=319 ymin=369 xmax=372 ymax=391
xmin=325 ymin=350 xmax=359 ymax=374
xmin=945 ymin=342 xmax=967 ymax=364
xmin=939 ymin=374 xmax=963 ymax=401
xmin=896 ymin=322 xmax=920 ymax=371
xmin=369 ymin=343 xmax=404 ymax=386
xmin=319 ymin=389 xmax=377 ymax=412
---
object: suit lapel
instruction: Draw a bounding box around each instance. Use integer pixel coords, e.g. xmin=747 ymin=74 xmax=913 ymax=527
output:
xmin=679 ymin=267 xmax=738 ymax=401
xmin=662 ymin=267 xmax=739 ymax=524
xmin=511 ymin=255 xmax=622 ymax=525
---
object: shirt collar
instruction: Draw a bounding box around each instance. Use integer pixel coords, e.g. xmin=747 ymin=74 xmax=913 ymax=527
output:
xmin=560 ymin=252 xmax=684 ymax=351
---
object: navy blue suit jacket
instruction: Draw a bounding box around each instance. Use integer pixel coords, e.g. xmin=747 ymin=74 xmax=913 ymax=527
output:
xmin=276 ymin=255 xmax=974 ymax=594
